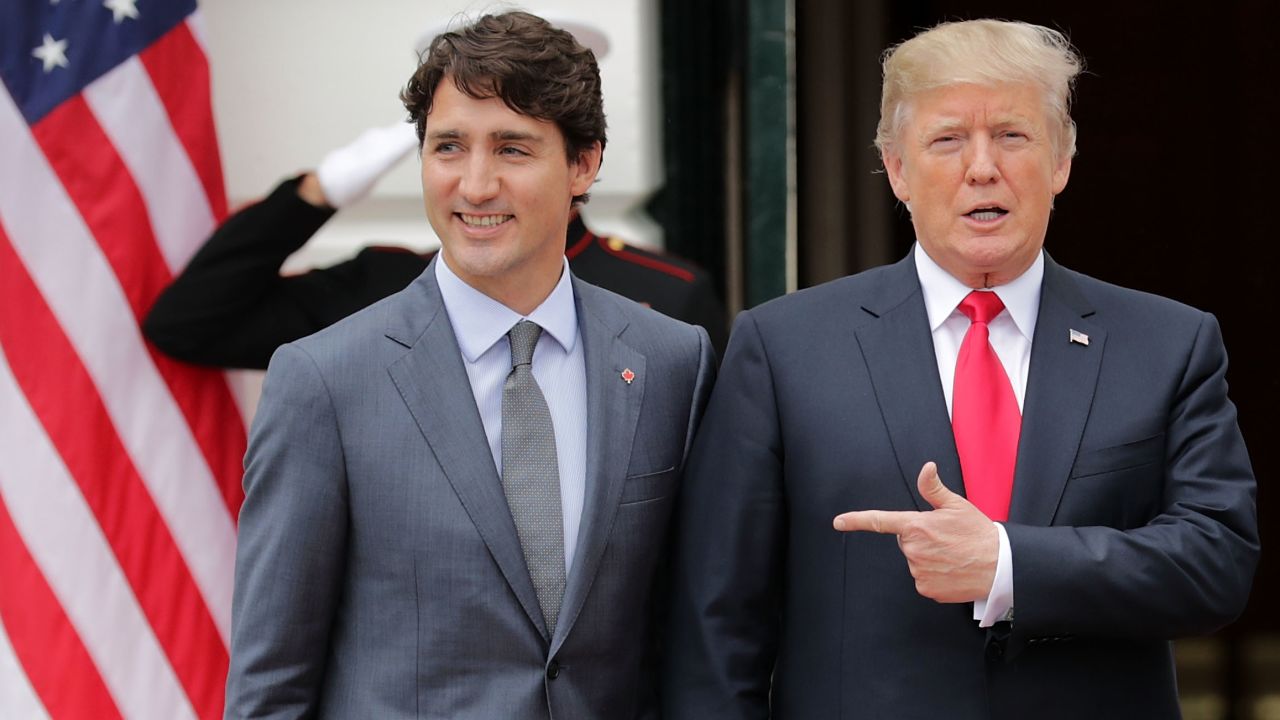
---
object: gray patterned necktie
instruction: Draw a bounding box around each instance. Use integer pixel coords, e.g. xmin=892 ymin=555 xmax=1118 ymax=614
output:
xmin=501 ymin=319 xmax=566 ymax=637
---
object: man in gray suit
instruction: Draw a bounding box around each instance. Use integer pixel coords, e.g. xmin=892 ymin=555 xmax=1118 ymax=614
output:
xmin=224 ymin=11 xmax=715 ymax=718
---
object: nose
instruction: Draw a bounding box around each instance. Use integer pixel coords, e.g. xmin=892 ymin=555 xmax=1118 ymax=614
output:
xmin=459 ymin=154 xmax=500 ymax=205
xmin=964 ymin=135 xmax=1001 ymax=185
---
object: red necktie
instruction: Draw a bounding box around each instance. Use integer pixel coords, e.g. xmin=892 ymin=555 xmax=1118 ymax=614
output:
xmin=952 ymin=291 xmax=1020 ymax=522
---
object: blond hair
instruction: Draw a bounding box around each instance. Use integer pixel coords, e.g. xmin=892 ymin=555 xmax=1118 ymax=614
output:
xmin=875 ymin=20 xmax=1083 ymax=161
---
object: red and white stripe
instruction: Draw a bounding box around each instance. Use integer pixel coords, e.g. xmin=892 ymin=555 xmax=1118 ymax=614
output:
xmin=0 ymin=12 xmax=243 ymax=720
xmin=0 ymin=574 xmax=53 ymax=720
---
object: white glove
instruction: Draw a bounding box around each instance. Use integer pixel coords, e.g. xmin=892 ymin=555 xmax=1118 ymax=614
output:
xmin=315 ymin=121 xmax=418 ymax=208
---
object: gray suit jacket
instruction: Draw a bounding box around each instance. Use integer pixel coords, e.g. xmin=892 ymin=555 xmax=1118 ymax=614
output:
xmin=225 ymin=260 xmax=715 ymax=718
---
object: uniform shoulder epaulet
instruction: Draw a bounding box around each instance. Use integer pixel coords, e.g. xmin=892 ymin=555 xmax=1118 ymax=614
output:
xmin=580 ymin=234 xmax=699 ymax=283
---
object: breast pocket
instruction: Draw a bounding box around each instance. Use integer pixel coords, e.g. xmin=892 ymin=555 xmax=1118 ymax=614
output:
xmin=1064 ymin=433 xmax=1166 ymax=528
xmin=1070 ymin=433 xmax=1165 ymax=478
xmin=619 ymin=466 xmax=676 ymax=506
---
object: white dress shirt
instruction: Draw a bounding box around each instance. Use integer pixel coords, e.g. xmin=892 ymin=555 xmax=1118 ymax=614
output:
xmin=914 ymin=243 xmax=1044 ymax=626
xmin=435 ymin=256 xmax=589 ymax=575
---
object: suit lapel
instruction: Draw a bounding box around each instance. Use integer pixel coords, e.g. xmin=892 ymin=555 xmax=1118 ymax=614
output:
xmin=855 ymin=256 xmax=964 ymax=508
xmin=1009 ymin=256 xmax=1104 ymax=525
xmin=552 ymin=280 xmax=645 ymax=651
xmin=385 ymin=261 xmax=550 ymax=640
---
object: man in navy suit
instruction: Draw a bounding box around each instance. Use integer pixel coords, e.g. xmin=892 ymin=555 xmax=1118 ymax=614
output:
xmin=663 ymin=19 xmax=1257 ymax=719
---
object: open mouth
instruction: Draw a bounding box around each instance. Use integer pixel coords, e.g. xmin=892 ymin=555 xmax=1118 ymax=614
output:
xmin=965 ymin=206 xmax=1008 ymax=222
xmin=458 ymin=213 xmax=513 ymax=228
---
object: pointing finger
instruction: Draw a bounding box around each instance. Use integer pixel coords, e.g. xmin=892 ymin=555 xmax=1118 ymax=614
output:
xmin=833 ymin=509 xmax=915 ymax=535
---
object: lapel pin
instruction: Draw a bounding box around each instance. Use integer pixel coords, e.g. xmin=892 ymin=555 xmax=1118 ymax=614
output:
xmin=1069 ymin=329 xmax=1090 ymax=346
xmin=620 ymin=368 xmax=635 ymax=385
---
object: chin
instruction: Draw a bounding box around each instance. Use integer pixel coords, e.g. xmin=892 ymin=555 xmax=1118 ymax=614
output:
xmin=446 ymin=246 xmax=510 ymax=276
xmin=461 ymin=258 xmax=515 ymax=280
xmin=956 ymin=235 xmax=1021 ymax=263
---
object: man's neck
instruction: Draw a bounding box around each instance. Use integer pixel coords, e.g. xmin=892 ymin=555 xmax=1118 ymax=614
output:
xmin=440 ymin=252 xmax=564 ymax=316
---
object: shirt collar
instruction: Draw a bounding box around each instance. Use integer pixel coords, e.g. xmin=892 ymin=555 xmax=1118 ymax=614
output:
xmin=913 ymin=242 xmax=1044 ymax=341
xmin=435 ymin=254 xmax=579 ymax=363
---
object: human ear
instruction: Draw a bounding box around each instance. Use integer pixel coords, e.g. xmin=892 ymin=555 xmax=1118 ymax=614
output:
xmin=569 ymin=141 xmax=603 ymax=197
xmin=883 ymin=148 xmax=911 ymax=203
xmin=1051 ymin=153 xmax=1072 ymax=195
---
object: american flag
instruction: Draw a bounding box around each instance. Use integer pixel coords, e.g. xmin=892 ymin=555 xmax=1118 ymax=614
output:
xmin=1 ymin=1 xmax=244 ymax=718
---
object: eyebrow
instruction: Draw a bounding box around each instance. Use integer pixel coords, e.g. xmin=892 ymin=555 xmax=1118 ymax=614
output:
xmin=494 ymin=130 xmax=543 ymax=143
xmin=988 ymin=114 xmax=1034 ymax=128
xmin=425 ymin=128 xmax=545 ymax=143
xmin=920 ymin=119 xmax=966 ymax=136
xmin=921 ymin=114 xmax=1035 ymax=136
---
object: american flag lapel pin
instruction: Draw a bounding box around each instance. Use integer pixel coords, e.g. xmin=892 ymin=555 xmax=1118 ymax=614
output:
xmin=1069 ymin=329 xmax=1090 ymax=346
xmin=621 ymin=368 xmax=635 ymax=385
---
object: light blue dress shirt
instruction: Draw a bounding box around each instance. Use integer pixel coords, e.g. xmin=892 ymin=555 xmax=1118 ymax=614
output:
xmin=434 ymin=256 xmax=588 ymax=575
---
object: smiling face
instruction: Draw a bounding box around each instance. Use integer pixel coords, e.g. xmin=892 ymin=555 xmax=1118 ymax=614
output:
xmin=883 ymin=81 xmax=1071 ymax=288
xmin=421 ymin=77 xmax=601 ymax=313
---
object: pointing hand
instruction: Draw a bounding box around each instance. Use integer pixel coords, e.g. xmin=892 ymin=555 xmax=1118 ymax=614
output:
xmin=833 ymin=462 xmax=998 ymax=603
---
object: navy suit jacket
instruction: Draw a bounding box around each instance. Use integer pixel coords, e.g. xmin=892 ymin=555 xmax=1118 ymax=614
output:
xmin=663 ymin=251 xmax=1258 ymax=719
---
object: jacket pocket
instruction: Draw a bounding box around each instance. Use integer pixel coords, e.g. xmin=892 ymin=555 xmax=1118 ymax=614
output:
xmin=619 ymin=466 xmax=677 ymax=505
xmin=1070 ymin=433 xmax=1165 ymax=479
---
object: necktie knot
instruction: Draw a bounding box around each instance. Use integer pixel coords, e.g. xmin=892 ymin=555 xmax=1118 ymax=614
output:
xmin=508 ymin=320 xmax=542 ymax=369
xmin=958 ymin=290 xmax=1005 ymax=325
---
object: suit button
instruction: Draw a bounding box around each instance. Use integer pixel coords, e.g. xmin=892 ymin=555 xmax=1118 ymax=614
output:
xmin=986 ymin=641 xmax=1004 ymax=661
xmin=547 ymin=661 xmax=561 ymax=680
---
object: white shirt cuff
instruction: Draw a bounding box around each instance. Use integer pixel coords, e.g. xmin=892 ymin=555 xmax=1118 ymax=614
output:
xmin=973 ymin=521 xmax=1014 ymax=627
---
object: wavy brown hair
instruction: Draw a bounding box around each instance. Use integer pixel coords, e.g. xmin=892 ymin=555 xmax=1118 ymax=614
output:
xmin=401 ymin=11 xmax=607 ymax=204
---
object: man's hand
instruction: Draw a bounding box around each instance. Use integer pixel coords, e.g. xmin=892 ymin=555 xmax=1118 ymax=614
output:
xmin=833 ymin=462 xmax=998 ymax=603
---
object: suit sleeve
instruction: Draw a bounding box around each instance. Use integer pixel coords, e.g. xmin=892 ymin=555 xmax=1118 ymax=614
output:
xmin=663 ymin=311 xmax=783 ymax=720
xmin=682 ymin=325 xmax=718 ymax=462
xmin=142 ymin=176 xmax=424 ymax=369
xmin=643 ymin=323 xmax=718 ymax=717
xmin=224 ymin=343 xmax=349 ymax=717
xmin=1005 ymin=312 xmax=1258 ymax=650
